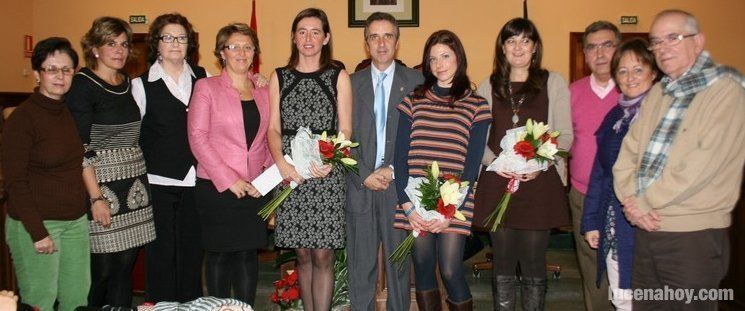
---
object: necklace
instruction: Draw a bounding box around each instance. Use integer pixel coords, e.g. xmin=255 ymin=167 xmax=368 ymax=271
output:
xmin=508 ymin=84 xmax=526 ymax=128
xmin=76 ymin=71 xmax=130 ymax=95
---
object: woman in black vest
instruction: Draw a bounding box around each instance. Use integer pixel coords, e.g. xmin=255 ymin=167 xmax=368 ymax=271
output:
xmin=131 ymin=13 xmax=207 ymax=303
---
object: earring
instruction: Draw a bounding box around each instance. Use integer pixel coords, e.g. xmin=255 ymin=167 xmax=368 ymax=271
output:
xmin=95 ymin=54 xmax=99 ymax=58
xmin=157 ymin=53 xmax=163 ymax=62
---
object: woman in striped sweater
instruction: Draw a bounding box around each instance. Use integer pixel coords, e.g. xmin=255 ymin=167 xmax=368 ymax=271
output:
xmin=393 ymin=30 xmax=492 ymax=311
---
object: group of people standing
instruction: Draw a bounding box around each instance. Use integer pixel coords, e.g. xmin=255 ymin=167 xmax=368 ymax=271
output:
xmin=2 ymin=6 xmax=743 ymax=311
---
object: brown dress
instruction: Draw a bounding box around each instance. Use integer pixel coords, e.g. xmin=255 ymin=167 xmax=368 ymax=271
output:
xmin=473 ymin=80 xmax=570 ymax=231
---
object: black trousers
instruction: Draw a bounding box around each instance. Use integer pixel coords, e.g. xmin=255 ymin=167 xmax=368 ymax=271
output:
xmin=632 ymin=228 xmax=729 ymax=311
xmin=145 ymin=185 xmax=203 ymax=302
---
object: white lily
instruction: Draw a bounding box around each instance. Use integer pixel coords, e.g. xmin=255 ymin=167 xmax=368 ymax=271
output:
xmin=431 ymin=161 xmax=440 ymax=179
xmin=531 ymin=121 xmax=550 ymax=139
xmin=340 ymin=157 xmax=357 ymax=165
xmin=439 ymin=181 xmax=462 ymax=206
xmin=453 ymin=210 xmax=466 ymax=221
xmin=320 ymin=131 xmax=328 ymax=141
xmin=536 ymin=141 xmax=559 ymax=160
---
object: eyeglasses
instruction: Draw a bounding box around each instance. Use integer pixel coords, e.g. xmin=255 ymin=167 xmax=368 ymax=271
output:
xmin=367 ymin=33 xmax=396 ymax=42
xmin=584 ymin=41 xmax=616 ymax=54
xmin=504 ymin=37 xmax=533 ymax=49
xmin=616 ymin=66 xmax=648 ymax=79
xmin=103 ymin=40 xmax=130 ymax=49
xmin=224 ymin=44 xmax=255 ymax=53
xmin=39 ymin=66 xmax=74 ymax=76
xmin=159 ymin=34 xmax=188 ymax=44
xmin=648 ymin=33 xmax=697 ymax=50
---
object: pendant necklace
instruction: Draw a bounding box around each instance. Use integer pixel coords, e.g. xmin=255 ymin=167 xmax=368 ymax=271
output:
xmin=509 ymin=84 xmax=526 ymax=128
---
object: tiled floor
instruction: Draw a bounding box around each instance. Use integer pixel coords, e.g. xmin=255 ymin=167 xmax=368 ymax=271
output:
xmin=250 ymin=249 xmax=585 ymax=310
xmin=135 ymin=238 xmax=587 ymax=310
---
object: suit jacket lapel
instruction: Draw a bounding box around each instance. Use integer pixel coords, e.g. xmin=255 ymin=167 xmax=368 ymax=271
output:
xmin=357 ymin=68 xmax=375 ymax=119
xmin=388 ymin=65 xmax=409 ymax=116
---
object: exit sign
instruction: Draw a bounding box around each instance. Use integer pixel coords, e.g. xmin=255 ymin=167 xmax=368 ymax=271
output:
xmin=620 ymin=16 xmax=638 ymax=24
xmin=129 ymin=15 xmax=147 ymax=24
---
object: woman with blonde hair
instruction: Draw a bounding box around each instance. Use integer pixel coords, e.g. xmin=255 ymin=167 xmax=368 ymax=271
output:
xmin=67 ymin=16 xmax=155 ymax=307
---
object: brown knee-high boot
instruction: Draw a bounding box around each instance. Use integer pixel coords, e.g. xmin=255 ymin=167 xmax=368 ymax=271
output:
xmin=415 ymin=289 xmax=441 ymax=311
xmin=446 ymin=298 xmax=473 ymax=311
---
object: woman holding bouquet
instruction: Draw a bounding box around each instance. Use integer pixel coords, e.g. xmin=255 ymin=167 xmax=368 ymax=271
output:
xmin=580 ymin=38 xmax=658 ymax=311
xmin=187 ymin=23 xmax=272 ymax=303
xmin=394 ymin=30 xmax=492 ymax=310
xmin=472 ymin=18 xmax=573 ymax=310
xmin=267 ymin=8 xmax=352 ymax=311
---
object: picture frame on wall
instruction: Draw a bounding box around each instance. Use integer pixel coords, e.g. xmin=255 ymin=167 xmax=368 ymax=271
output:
xmin=348 ymin=0 xmax=419 ymax=27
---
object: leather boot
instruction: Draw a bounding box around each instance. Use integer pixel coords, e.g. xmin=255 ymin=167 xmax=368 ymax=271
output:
xmin=415 ymin=288 xmax=441 ymax=311
xmin=492 ymin=275 xmax=517 ymax=311
xmin=520 ymin=277 xmax=547 ymax=311
xmin=446 ymin=298 xmax=473 ymax=311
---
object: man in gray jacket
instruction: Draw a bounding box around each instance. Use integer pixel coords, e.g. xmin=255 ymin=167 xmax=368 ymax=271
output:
xmin=345 ymin=12 xmax=423 ymax=311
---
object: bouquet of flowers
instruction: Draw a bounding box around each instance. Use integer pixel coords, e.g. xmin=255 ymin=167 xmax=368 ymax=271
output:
xmin=271 ymin=270 xmax=302 ymax=310
xmin=258 ymin=128 xmax=359 ymax=220
xmin=482 ymin=119 xmax=568 ymax=231
xmin=389 ymin=161 xmax=469 ymax=266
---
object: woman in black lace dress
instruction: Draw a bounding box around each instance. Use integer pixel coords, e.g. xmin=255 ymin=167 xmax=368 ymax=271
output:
xmin=267 ymin=8 xmax=352 ymax=311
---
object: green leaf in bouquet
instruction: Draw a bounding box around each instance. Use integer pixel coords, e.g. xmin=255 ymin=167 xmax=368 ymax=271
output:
xmin=258 ymin=186 xmax=293 ymax=221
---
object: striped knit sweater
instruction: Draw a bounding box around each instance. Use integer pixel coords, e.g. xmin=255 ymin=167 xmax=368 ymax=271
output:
xmin=393 ymin=86 xmax=492 ymax=235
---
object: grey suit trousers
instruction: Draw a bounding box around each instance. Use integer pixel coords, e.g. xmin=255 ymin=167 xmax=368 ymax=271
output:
xmin=346 ymin=188 xmax=410 ymax=311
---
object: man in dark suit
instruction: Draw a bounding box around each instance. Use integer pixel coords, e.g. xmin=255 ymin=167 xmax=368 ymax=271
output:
xmin=346 ymin=12 xmax=423 ymax=311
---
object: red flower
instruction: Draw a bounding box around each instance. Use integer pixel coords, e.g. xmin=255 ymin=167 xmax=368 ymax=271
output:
xmin=550 ymin=137 xmax=558 ymax=146
xmin=540 ymin=133 xmax=551 ymax=143
xmin=442 ymin=173 xmax=459 ymax=182
xmin=285 ymin=286 xmax=300 ymax=300
xmin=285 ymin=271 xmax=298 ymax=285
xmin=342 ymin=148 xmax=350 ymax=157
xmin=514 ymin=141 xmax=536 ymax=159
xmin=318 ymin=140 xmax=335 ymax=159
xmin=436 ymin=198 xmax=456 ymax=219
xmin=271 ymin=291 xmax=280 ymax=303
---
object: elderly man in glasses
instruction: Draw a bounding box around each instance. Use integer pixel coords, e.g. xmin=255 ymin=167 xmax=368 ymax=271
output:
xmin=568 ymin=20 xmax=621 ymax=311
xmin=613 ymin=9 xmax=745 ymax=310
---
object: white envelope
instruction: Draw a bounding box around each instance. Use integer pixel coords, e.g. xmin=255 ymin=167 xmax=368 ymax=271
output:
xmin=252 ymin=155 xmax=294 ymax=196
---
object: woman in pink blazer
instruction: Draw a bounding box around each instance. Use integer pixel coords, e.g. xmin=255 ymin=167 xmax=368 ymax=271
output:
xmin=187 ymin=23 xmax=272 ymax=304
